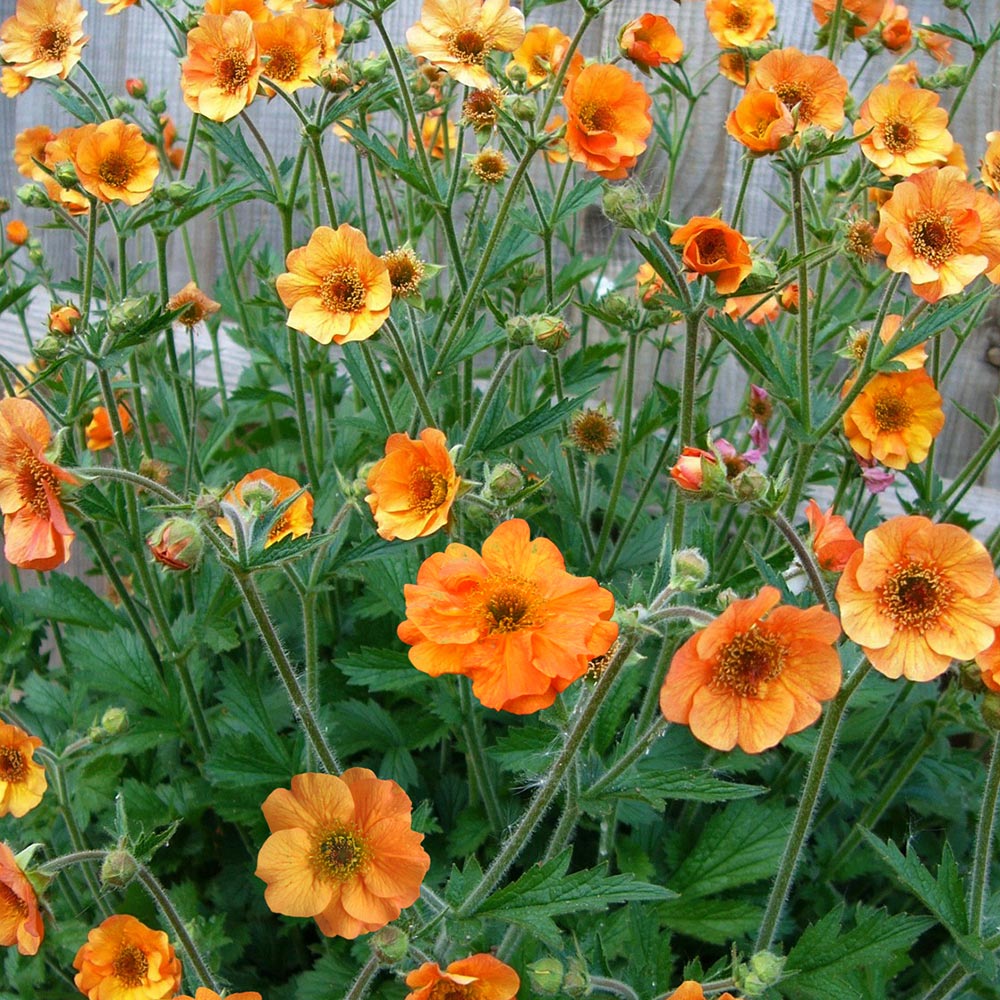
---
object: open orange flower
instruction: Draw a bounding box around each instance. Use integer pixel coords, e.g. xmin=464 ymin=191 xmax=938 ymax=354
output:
xmin=811 ymin=0 xmax=883 ymax=37
xmin=0 ymin=0 xmax=88 ymax=80
xmin=85 ymin=404 xmax=132 ymax=452
xmin=618 ymin=14 xmax=683 ymax=73
xmin=881 ymin=3 xmax=912 ymax=51
xmin=0 ymin=723 xmax=47 ymax=818
xmin=723 ymin=292 xmax=780 ymax=324
xmin=805 ymin=499 xmax=861 ymax=573
xmin=0 ymin=842 xmax=43 ymax=955
xmin=73 ymin=914 xmax=182 ymax=1000
xmin=40 ymin=125 xmax=92 ymax=215
xmin=204 ymin=0 xmax=270 ymax=20
xmin=13 ymin=125 xmax=54 ymax=182
xmin=406 ymin=0 xmax=525 ymax=90
xmin=562 ymin=62 xmax=652 ymax=181
xmin=980 ymin=131 xmax=1000 ymax=192
xmin=507 ymin=24 xmax=582 ymax=88
xmin=719 ymin=51 xmax=756 ymax=87
xmin=1 ymin=66 xmax=31 ymax=96
xmin=837 ymin=515 xmax=1000 ymax=681
xmin=855 ymin=83 xmax=953 ymax=178
xmin=726 ymin=90 xmax=794 ymax=155
xmin=705 ymin=0 xmax=775 ymax=49
xmin=254 ymin=12 xmax=321 ymax=95
xmin=175 ymin=990 xmax=261 ymax=1000
xmin=218 ymin=468 xmax=314 ymax=548
xmin=848 ymin=313 xmax=927 ymax=370
xmin=72 ymin=118 xmax=160 ymax=205
xmin=0 ymin=397 xmax=78 ymax=571
xmin=917 ymin=17 xmax=953 ymax=66
xmin=255 ymin=769 xmax=430 ymax=939
xmin=660 ymin=587 xmax=841 ymax=754
xmin=277 ymin=223 xmax=392 ymax=345
xmin=398 ymin=518 xmax=618 ymax=714
xmin=747 ymin=47 xmax=848 ymax=134
xmin=976 ymin=628 xmax=1000 ymax=693
xmin=665 ymin=984 xmax=738 ymax=1000
xmin=411 ymin=115 xmax=458 ymax=160
xmin=405 ymin=954 xmax=520 ymax=1000
xmin=670 ymin=217 xmax=752 ymax=296
xmin=365 ymin=428 xmax=460 ymax=541
xmin=181 ymin=11 xmax=262 ymax=122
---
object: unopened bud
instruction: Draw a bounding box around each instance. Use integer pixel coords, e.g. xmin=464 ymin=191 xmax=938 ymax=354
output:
xmin=241 ymin=479 xmax=278 ymax=514
xmin=341 ymin=17 xmax=370 ymax=43
xmin=600 ymin=291 xmax=639 ymax=325
xmin=359 ymin=53 xmax=389 ymax=82
xmin=717 ymin=587 xmax=740 ymax=609
xmin=100 ymin=849 xmax=138 ymax=889
xmin=139 ymin=456 xmax=171 ymax=485
xmin=413 ymin=93 xmax=439 ymax=113
xmin=53 ymin=161 xmax=79 ymax=188
xmin=107 ymin=296 xmax=152 ymax=333
xmin=527 ymin=958 xmax=564 ymax=996
xmin=110 ymin=96 xmax=133 ymax=117
xmin=99 ymin=706 xmax=129 ymax=737
xmin=506 ymin=315 xmax=535 ymax=348
xmin=732 ymin=466 xmax=769 ymax=501
xmin=34 ymin=335 xmax=64 ymax=361
xmin=147 ymin=517 xmax=203 ymax=572
xmin=148 ymin=95 xmax=167 ymax=115
xmin=125 ymin=77 xmax=147 ymax=99
xmin=669 ymin=548 xmax=710 ymax=591
xmin=532 ymin=314 xmax=571 ymax=354
xmin=369 ymin=925 xmax=408 ymax=964
xmin=27 ymin=242 xmax=45 ymax=267
xmin=563 ymin=958 xmax=590 ymax=998
xmin=166 ymin=180 xmax=194 ymax=203
xmin=509 ymin=95 xmax=536 ymax=121
xmin=17 ymin=183 xmax=51 ymax=208
xmin=482 ymin=462 xmax=523 ymax=501
xmin=602 ymin=182 xmax=653 ymax=233
xmin=49 ymin=303 xmax=81 ymax=336
xmin=0 ymin=197 xmax=10 ymax=213
xmin=958 ymin=660 xmax=987 ymax=693
xmin=506 ymin=63 xmax=528 ymax=85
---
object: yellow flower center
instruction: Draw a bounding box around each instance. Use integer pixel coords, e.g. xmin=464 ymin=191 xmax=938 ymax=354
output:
xmin=850 ymin=331 xmax=870 ymax=362
xmin=714 ymin=627 xmax=786 ymax=697
xmin=14 ymin=448 xmax=58 ymax=519
xmin=471 ymin=150 xmax=508 ymax=183
xmin=320 ymin=266 xmax=367 ymax=314
xmin=881 ymin=115 xmax=916 ymax=153
xmin=0 ymin=881 xmax=28 ymax=921
xmin=0 ymin=745 xmax=27 ymax=783
xmin=910 ymin=210 xmax=958 ymax=266
xmin=215 ymin=48 xmax=251 ymax=94
xmin=34 ymin=24 xmax=70 ymax=61
xmin=428 ymin=982 xmax=473 ymax=1000
xmin=448 ymin=27 xmax=488 ymax=65
xmin=264 ymin=44 xmax=301 ymax=83
xmin=477 ymin=576 xmax=544 ymax=635
xmin=872 ymin=389 xmax=913 ymax=432
xmin=98 ymin=152 xmax=136 ymax=190
xmin=408 ymin=466 xmax=449 ymax=513
xmin=383 ymin=249 xmax=424 ymax=297
xmin=112 ymin=944 xmax=149 ymax=987
xmin=846 ymin=219 xmax=877 ymax=262
xmin=313 ymin=827 xmax=372 ymax=882
xmin=879 ymin=562 xmax=952 ymax=632
xmin=576 ymin=101 xmax=617 ymax=134
xmin=774 ymin=81 xmax=815 ymax=124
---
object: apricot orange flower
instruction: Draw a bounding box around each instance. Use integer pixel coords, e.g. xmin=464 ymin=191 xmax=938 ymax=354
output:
xmin=747 ymin=47 xmax=848 ymax=134
xmin=365 ymin=428 xmax=460 ymax=541
xmin=1 ymin=66 xmax=31 ymax=96
xmin=254 ymin=12 xmax=321 ymax=95
xmin=175 ymin=990 xmax=261 ymax=1000
xmin=405 ymin=954 xmax=520 ymax=1000
xmin=855 ymin=83 xmax=953 ymax=178
xmin=848 ymin=312 xmax=927 ymax=370
xmin=719 ymin=51 xmax=755 ymax=87
xmin=0 ymin=842 xmax=43 ymax=955
xmin=406 ymin=0 xmax=525 ymax=90
xmin=726 ymin=90 xmax=794 ymax=155
xmin=811 ymin=0 xmax=883 ymax=38
xmin=277 ymin=223 xmax=392 ymax=345
xmin=562 ymin=62 xmax=652 ymax=180
xmin=167 ymin=282 xmax=221 ymax=327
xmin=660 ymin=586 xmax=841 ymax=754
xmin=72 ymin=118 xmax=160 ymax=205
xmin=881 ymin=3 xmax=912 ymax=52
xmin=670 ymin=447 xmax=717 ymax=492
xmin=917 ymin=17 xmax=953 ymax=66
xmin=804 ymin=499 xmax=861 ymax=573
xmin=0 ymin=723 xmax=47 ymax=818
xmin=888 ymin=60 xmax=920 ymax=86
xmin=705 ymin=0 xmax=775 ymax=49
xmin=0 ymin=397 xmax=78 ymax=571
xmin=204 ymin=0 xmax=270 ymax=21
xmin=40 ymin=125 xmax=92 ymax=215
xmin=411 ymin=115 xmax=458 ymax=161
xmin=976 ymin=628 xmax=1000 ymax=693
xmin=85 ymin=404 xmax=132 ymax=452
xmin=398 ymin=518 xmax=618 ymax=713
xmin=981 ymin=131 xmax=1000 ymax=192
xmin=618 ymin=14 xmax=683 ymax=73
xmin=0 ymin=0 xmax=88 ymax=80
xmin=5 ymin=220 xmax=28 ymax=245
xmin=181 ymin=11 xmax=262 ymax=122
xmin=665 ymin=984 xmax=738 ymax=1000
xmin=837 ymin=515 xmax=1000 ymax=681
xmin=507 ymin=24 xmax=582 ymax=88
xmin=723 ymin=292 xmax=780 ymax=324
xmin=218 ymin=468 xmax=314 ymax=548
xmin=73 ymin=914 xmax=182 ymax=1000
xmin=670 ymin=217 xmax=752 ymax=295
xmin=255 ymin=769 xmax=430 ymax=939
xmin=872 ymin=166 xmax=1000 ymax=302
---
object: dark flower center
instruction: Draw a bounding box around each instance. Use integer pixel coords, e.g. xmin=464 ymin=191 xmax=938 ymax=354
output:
xmin=113 ymin=944 xmax=149 ymax=987
xmin=0 ymin=745 xmax=27 ymax=783
xmin=880 ymin=562 xmax=952 ymax=632
xmin=216 ymin=49 xmax=251 ymax=93
xmin=910 ymin=210 xmax=958 ymax=265
xmin=320 ymin=266 xmax=366 ymax=313
xmin=714 ymin=627 xmax=786 ymax=697
xmin=408 ymin=466 xmax=449 ymax=513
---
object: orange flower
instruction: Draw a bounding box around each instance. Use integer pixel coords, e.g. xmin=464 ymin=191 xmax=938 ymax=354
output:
xmin=981 ymin=131 xmax=1000 ymax=192
xmin=411 ymin=115 xmax=458 ymax=160
xmin=872 ymin=166 xmax=1000 ymax=302
xmin=181 ymin=11 xmax=262 ymax=122
xmin=722 ymin=292 xmax=780 ymax=324
xmin=72 ymin=118 xmax=160 ymax=205
xmin=365 ymin=428 xmax=460 ymax=541
xmin=855 ymin=83 xmax=953 ymax=178
xmin=73 ymin=914 xmax=182 ymax=1000
xmin=804 ymin=499 xmax=861 ymax=573
xmin=160 ymin=114 xmax=184 ymax=170
xmin=255 ymin=12 xmax=321 ymax=95
xmin=0 ymin=723 xmax=47 ymax=818
xmin=14 ymin=125 xmax=55 ymax=182
xmin=204 ymin=0 xmax=270 ymax=20
xmin=405 ymin=954 xmax=520 ymax=1000
xmin=507 ymin=24 xmax=582 ymax=88
xmin=888 ymin=60 xmax=920 ymax=85
xmin=277 ymin=223 xmax=392 ymax=345
xmin=167 ymin=281 xmax=221 ymax=327
xmin=726 ymin=90 xmax=794 ymax=155
xmin=670 ymin=217 xmax=752 ymax=295
xmin=718 ymin=51 xmax=756 ymax=87
xmin=618 ymin=14 xmax=683 ymax=73
xmin=85 ymin=404 xmax=132 ymax=452
xmin=0 ymin=0 xmax=88 ymax=80
xmin=98 ymin=0 xmax=139 ymax=14
xmin=705 ymin=0 xmax=775 ymax=49
xmin=406 ymin=0 xmax=525 ymax=90
xmin=175 ymin=990 xmax=261 ymax=1000
xmin=398 ymin=518 xmax=618 ymax=714
xmin=1 ymin=66 xmax=31 ymax=96
xmin=664 ymin=984 xmax=738 ymax=1000
xmin=917 ymin=17 xmax=953 ymax=66
xmin=255 ymin=769 xmax=430 ymax=939
xmin=811 ymin=0 xmax=883 ymax=38
xmin=881 ymin=3 xmax=912 ymax=51
xmin=848 ymin=312 xmax=927 ymax=370
xmin=41 ymin=125 xmax=92 ymax=215
xmin=660 ymin=586 xmax=841 ymax=753
xmin=975 ymin=628 xmax=1000 ymax=693
xmin=5 ymin=220 xmax=29 ymax=245
xmin=0 ymin=842 xmax=43 ymax=955
xmin=837 ymin=515 xmax=1000 ymax=681
xmin=291 ymin=4 xmax=343 ymax=72
xmin=49 ymin=303 xmax=81 ymax=335
xmin=747 ymin=47 xmax=848 ymax=134
xmin=218 ymin=468 xmax=314 ymax=548
xmin=0 ymin=397 xmax=78 ymax=571
xmin=562 ymin=62 xmax=652 ymax=180
xmin=670 ymin=447 xmax=717 ymax=492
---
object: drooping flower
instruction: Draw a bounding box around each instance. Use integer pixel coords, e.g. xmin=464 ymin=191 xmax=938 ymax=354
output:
xmin=747 ymin=47 xmax=848 ymax=134
xmin=181 ymin=11 xmax=262 ymax=122
xmin=670 ymin=217 xmax=752 ymax=295
xmin=85 ymin=404 xmax=132 ymax=452
xmin=881 ymin=3 xmax=912 ymax=52
xmin=277 ymin=223 xmax=392 ymax=345
xmin=0 ymin=842 xmax=44 ymax=955
xmin=72 ymin=118 xmax=160 ymax=205
xmin=405 ymin=954 xmax=520 ymax=1000
xmin=705 ymin=0 xmax=776 ymax=49
xmin=365 ymin=429 xmax=460 ymax=541
xmin=660 ymin=586 xmax=841 ymax=753
xmin=0 ymin=397 xmax=78 ymax=571
xmin=618 ymin=14 xmax=683 ymax=73
xmin=562 ymin=62 xmax=652 ymax=180
xmin=73 ymin=914 xmax=182 ymax=1000
xmin=811 ymin=0 xmax=884 ymax=38
xmin=748 ymin=383 xmax=771 ymax=452
xmin=804 ymin=499 xmax=861 ymax=573
xmin=917 ymin=17 xmax=953 ymax=66
xmin=836 ymin=515 xmax=1000 ymax=681
xmin=398 ymin=519 xmax=618 ymax=713
xmin=218 ymin=468 xmax=314 ymax=548
xmin=167 ymin=282 xmax=221 ymax=327
xmin=726 ymin=90 xmax=794 ymax=155
xmin=406 ymin=0 xmax=525 ymax=91
xmin=718 ymin=51 xmax=756 ymax=87
xmin=0 ymin=724 xmax=46 ymax=818
xmin=888 ymin=60 xmax=920 ymax=85
xmin=255 ymin=769 xmax=430 ymax=939
xmin=254 ymin=12 xmax=321 ymax=95
xmin=0 ymin=0 xmax=88 ymax=80
xmin=1 ymin=66 xmax=31 ymax=96
xmin=980 ymin=131 xmax=1000 ymax=192
xmin=507 ymin=24 xmax=581 ymax=88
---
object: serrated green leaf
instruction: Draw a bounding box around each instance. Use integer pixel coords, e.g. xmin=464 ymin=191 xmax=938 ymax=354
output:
xmin=658 ymin=896 xmax=761 ymax=945
xmin=339 ymin=647 xmax=430 ymax=693
xmin=20 ymin=574 xmax=119 ymax=631
xmin=479 ymin=395 xmax=582 ymax=452
xmin=595 ymin=764 xmax=767 ymax=808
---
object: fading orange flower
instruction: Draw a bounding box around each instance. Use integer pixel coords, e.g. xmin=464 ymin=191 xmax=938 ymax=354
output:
xmin=218 ymin=468 xmax=314 ymax=548
xmin=398 ymin=518 xmax=618 ymax=714
xmin=72 ymin=118 xmax=159 ymax=205
xmin=855 ymin=82 xmax=953 ymax=178
xmin=660 ymin=586 xmax=841 ymax=753
xmin=508 ymin=24 xmax=582 ymax=88
xmin=85 ymin=404 xmax=132 ymax=452
xmin=255 ymin=12 xmax=321 ymax=95
xmin=181 ymin=11 xmax=262 ymax=122
xmin=0 ymin=842 xmax=43 ymax=955
xmin=167 ymin=281 xmax=221 ymax=327
xmin=73 ymin=914 xmax=182 ymax=1000
xmin=726 ymin=90 xmax=794 ymax=155
xmin=837 ymin=515 xmax=1000 ymax=681
xmin=405 ymin=954 xmax=520 ymax=1000
xmin=705 ymin=0 xmax=775 ymax=49
xmin=562 ymin=62 xmax=652 ymax=180
xmin=0 ymin=397 xmax=78 ymax=571
xmin=255 ymin=769 xmax=430 ymax=939
xmin=804 ymin=499 xmax=861 ymax=572
xmin=0 ymin=723 xmax=47 ymax=818
xmin=917 ymin=17 xmax=953 ymax=66
xmin=618 ymin=14 xmax=683 ymax=73
xmin=888 ymin=60 xmax=920 ymax=85
xmin=670 ymin=217 xmax=752 ymax=296
xmin=718 ymin=51 xmax=756 ymax=86
xmin=365 ymin=428 xmax=460 ymax=541
xmin=406 ymin=0 xmax=525 ymax=90
xmin=292 ymin=4 xmax=343 ymax=71
xmin=881 ymin=3 xmax=912 ymax=51
xmin=747 ymin=47 xmax=848 ymax=134
xmin=1 ymin=66 xmax=31 ymax=96
xmin=277 ymin=223 xmax=392 ymax=345
xmin=811 ymin=0 xmax=883 ymax=37
xmin=981 ymin=131 xmax=1000 ymax=192
xmin=175 ymin=990 xmax=261 ymax=1000
xmin=0 ymin=0 xmax=88 ymax=80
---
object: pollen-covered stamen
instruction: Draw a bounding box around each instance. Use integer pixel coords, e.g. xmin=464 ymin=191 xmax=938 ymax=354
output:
xmin=714 ymin=627 xmax=786 ymax=697
xmin=15 ymin=450 xmax=58 ymax=519
xmin=320 ymin=266 xmax=366 ymax=313
xmin=408 ymin=466 xmax=449 ymax=513
xmin=0 ymin=746 xmax=27 ymax=783
xmin=313 ymin=827 xmax=371 ymax=883
xmin=850 ymin=331 xmax=871 ymax=362
xmin=382 ymin=248 xmax=424 ymax=298
xmin=448 ymin=27 xmax=488 ymax=64
xmin=34 ymin=24 xmax=70 ymax=61
xmin=881 ymin=115 xmax=916 ymax=153
xmin=478 ymin=576 xmax=543 ymax=635
xmin=98 ymin=152 xmax=135 ymax=190
xmin=774 ymin=81 xmax=815 ymax=123
xmin=880 ymin=562 xmax=952 ymax=631
xmin=726 ymin=3 xmax=753 ymax=32
xmin=872 ymin=391 xmax=913 ymax=432
xmin=695 ymin=231 xmax=729 ymax=266
xmin=215 ymin=48 xmax=251 ymax=94
xmin=576 ymin=101 xmax=617 ymax=133
xmin=112 ymin=944 xmax=149 ymax=987
xmin=910 ymin=210 xmax=959 ymax=265
xmin=264 ymin=44 xmax=300 ymax=82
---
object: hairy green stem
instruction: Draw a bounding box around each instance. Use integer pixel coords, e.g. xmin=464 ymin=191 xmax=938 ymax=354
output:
xmin=968 ymin=733 xmax=1000 ymax=932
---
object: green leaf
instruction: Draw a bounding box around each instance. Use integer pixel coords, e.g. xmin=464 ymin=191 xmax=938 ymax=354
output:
xmin=68 ymin=626 xmax=169 ymax=708
xmin=657 ymin=896 xmax=762 ymax=946
xmin=340 ymin=126 xmax=433 ymax=198
xmin=20 ymin=573 xmax=119 ymax=631
xmin=480 ymin=395 xmax=582 ymax=452
xmin=592 ymin=764 xmax=767 ymax=808
xmin=199 ymin=120 xmax=275 ymax=198
xmin=339 ymin=647 xmax=430 ymax=693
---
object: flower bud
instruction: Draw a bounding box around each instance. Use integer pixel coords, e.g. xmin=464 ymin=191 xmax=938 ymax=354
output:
xmin=508 ymin=95 xmax=536 ymax=121
xmin=602 ymin=182 xmax=653 ymax=233
xmin=360 ymin=53 xmax=389 ymax=82
xmin=139 ymin=456 xmax=171 ymax=485
xmin=241 ymin=479 xmax=278 ymax=514
xmin=599 ymin=291 xmax=639 ymax=325
xmin=671 ymin=447 xmax=725 ymax=494
xmin=165 ymin=180 xmax=195 ymax=204
xmin=27 ymin=242 xmax=45 ymax=267
xmin=0 ymin=197 xmax=10 ymax=213
xmin=110 ymin=96 xmax=133 ymax=117
xmin=148 ymin=95 xmax=167 ymax=115
xmin=34 ymin=335 xmax=64 ymax=361
xmin=49 ymin=303 xmax=81 ymax=336
xmin=100 ymin=849 xmax=138 ymax=889
xmin=125 ymin=77 xmax=147 ymax=99
xmin=483 ymin=462 xmax=523 ymax=501
xmin=717 ymin=587 xmax=740 ymax=608
xmin=5 ymin=219 xmax=28 ymax=245
xmin=53 ymin=161 xmax=79 ymax=188
xmin=413 ymin=93 xmax=439 ymax=113
xmin=369 ymin=925 xmax=408 ymax=964
xmin=107 ymin=295 xmax=152 ymax=333
xmin=732 ymin=465 xmax=769 ymax=501
xmin=748 ymin=950 xmax=785 ymax=986
xmin=563 ymin=957 xmax=590 ymax=998
xmin=17 ymin=183 xmax=51 ymax=208
xmin=506 ymin=62 xmax=528 ymax=85
xmin=532 ymin=314 xmax=571 ymax=354
xmin=669 ymin=548 xmax=710 ymax=591
xmin=99 ymin=706 xmax=129 ymax=737
xmin=958 ymin=660 xmax=987 ymax=693
xmin=341 ymin=17 xmax=370 ymax=43
xmin=506 ymin=314 xmax=535 ymax=348
xmin=147 ymin=517 xmax=204 ymax=572
xmin=527 ymin=958 xmax=564 ymax=996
